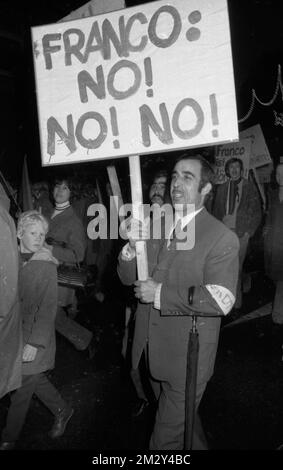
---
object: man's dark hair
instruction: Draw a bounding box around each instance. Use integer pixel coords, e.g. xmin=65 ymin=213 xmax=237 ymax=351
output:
xmin=149 ymin=168 xmax=170 ymax=204
xmin=152 ymin=168 xmax=168 ymax=182
xmin=176 ymin=153 xmax=215 ymax=192
xmin=224 ymin=157 xmax=243 ymax=177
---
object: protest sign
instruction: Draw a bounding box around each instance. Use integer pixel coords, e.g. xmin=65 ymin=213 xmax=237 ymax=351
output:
xmin=239 ymin=124 xmax=271 ymax=169
xmin=32 ymin=0 xmax=238 ymax=166
xmin=214 ymin=139 xmax=251 ymax=184
xmin=60 ymin=0 xmax=124 ymax=22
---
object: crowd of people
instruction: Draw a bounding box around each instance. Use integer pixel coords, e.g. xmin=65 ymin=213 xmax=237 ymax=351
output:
xmin=0 ymin=151 xmax=283 ymax=450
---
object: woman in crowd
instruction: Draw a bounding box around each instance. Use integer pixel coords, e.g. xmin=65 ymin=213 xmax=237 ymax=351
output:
xmin=264 ymin=162 xmax=283 ymax=326
xmin=0 ymin=211 xmax=73 ymax=450
xmin=43 ymin=177 xmax=94 ymax=355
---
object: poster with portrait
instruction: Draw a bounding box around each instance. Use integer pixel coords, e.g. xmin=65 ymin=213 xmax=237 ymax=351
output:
xmin=214 ymin=138 xmax=252 ymax=184
xmin=239 ymin=124 xmax=271 ymax=169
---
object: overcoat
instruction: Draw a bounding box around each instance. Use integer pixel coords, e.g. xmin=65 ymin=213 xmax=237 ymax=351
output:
xmin=212 ymin=178 xmax=262 ymax=237
xmin=0 ymin=197 xmax=22 ymax=398
xmin=118 ymin=208 xmax=239 ymax=383
xmin=43 ymin=205 xmax=86 ymax=306
xmin=20 ymin=258 xmax=58 ymax=375
xmin=44 ymin=206 xmax=86 ymax=264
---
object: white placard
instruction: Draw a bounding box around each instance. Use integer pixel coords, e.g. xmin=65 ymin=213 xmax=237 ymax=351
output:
xmin=32 ymin=0 xmax=238 ymax=166
xmin=240 ymin=124 xmax=272 ymax=169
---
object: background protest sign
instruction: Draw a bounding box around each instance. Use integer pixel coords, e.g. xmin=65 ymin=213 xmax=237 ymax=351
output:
xmin=239 ymin=124 xmax=271 ymax=169
xmin=214 ymin=138 xmax=251 ymax=184
xmin=32 ymin=0 xmax=238 ymax=166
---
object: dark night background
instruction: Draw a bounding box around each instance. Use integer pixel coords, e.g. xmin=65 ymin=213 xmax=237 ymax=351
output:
xmin=0 ymin=0 xmax=282 ymax=188
xmin=0 ymin=1 xmax=283 ymax=455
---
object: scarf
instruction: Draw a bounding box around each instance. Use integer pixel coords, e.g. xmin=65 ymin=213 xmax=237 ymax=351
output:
xmin=52 ymin=201 xmax=70 ymax=219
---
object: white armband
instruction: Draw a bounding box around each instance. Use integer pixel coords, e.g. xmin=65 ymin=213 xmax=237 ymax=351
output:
xmin=206 ymin=285 xmax=235 ymax=315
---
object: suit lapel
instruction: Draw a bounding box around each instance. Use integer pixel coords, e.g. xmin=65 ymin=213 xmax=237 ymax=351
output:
xmin=151 ymin=209 xmax=207 ymax=280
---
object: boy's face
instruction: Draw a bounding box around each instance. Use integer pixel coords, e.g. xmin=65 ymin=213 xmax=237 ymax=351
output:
xmin=19 ymin=222 xmax=46 ymax=253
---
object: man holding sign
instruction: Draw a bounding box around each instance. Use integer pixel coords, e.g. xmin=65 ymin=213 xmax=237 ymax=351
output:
xmin=118 ymin=154 xmax=239 ymax=449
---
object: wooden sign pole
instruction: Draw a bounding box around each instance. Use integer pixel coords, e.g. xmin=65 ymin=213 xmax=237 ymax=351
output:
xmin=107 ymin=165 xmax=124 ymax=225
xmin=129 ymin=155 xmax=148 ymax=281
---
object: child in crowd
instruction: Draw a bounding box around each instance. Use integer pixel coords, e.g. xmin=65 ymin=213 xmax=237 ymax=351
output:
xmin=0 ymin=211 xmax=73 ymax=450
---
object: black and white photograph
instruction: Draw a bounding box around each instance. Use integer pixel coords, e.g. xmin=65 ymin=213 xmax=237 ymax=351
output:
xmin=0 ymin=0 xmax=283 ymax=459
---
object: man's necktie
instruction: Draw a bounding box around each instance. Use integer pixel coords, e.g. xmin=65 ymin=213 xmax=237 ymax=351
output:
xmin=228 ymin=181 xmax=239 ymax=214
xmin=168 ymin=219 xmax=182 ymax=246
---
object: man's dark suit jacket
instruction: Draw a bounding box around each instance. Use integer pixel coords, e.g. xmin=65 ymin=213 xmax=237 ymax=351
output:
xmin=212 ymin=179 xmax=262 ymax=238
xmin=118 ymin=208 xmax=239 ymax=388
